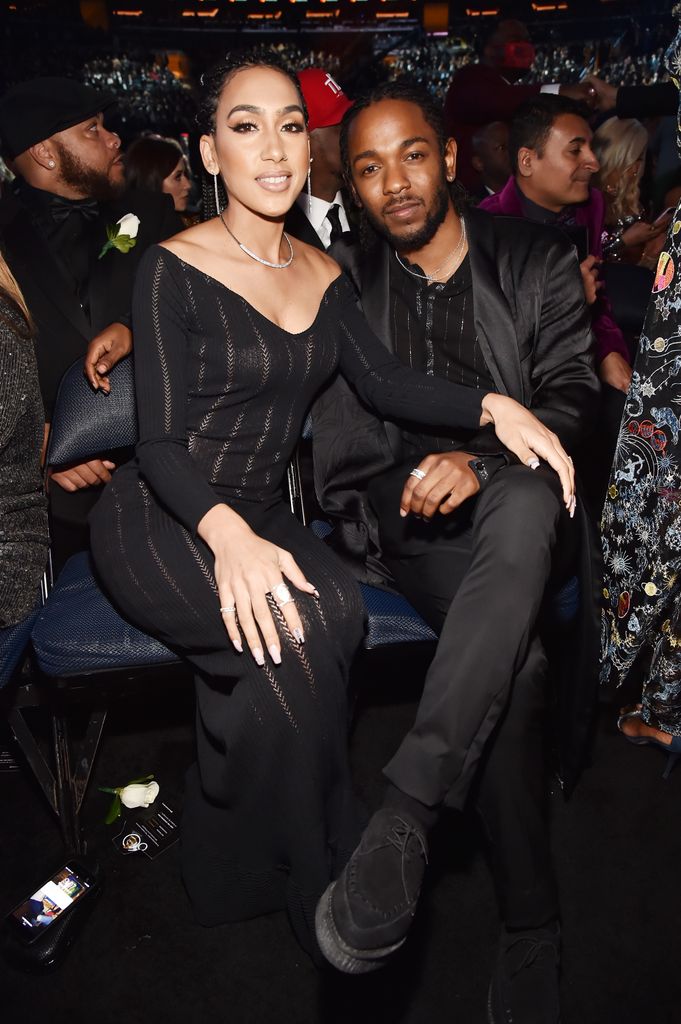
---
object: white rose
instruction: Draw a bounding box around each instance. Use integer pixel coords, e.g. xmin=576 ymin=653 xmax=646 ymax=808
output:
xmin=119 ymin=780 xmax=159 ymax=809
xmin=116 ymin=213 xmax=140 ymax=239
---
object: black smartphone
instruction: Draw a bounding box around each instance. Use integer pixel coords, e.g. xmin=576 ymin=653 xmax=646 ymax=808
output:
xmin=5 ymin=861 xmax=97 ymax=946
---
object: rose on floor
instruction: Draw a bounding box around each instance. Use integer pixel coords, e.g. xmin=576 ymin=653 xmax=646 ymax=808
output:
xmin=98 ymin=212 xmax=141 ymax=259
xmin=99 ymin=774 xmax=159 ymax=824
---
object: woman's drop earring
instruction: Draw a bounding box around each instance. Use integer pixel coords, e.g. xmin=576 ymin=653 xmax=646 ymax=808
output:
xmin=213 ymin=172 xmax=221 ymax=215
xmin=307 ymin=158 xmax=313 ymax=215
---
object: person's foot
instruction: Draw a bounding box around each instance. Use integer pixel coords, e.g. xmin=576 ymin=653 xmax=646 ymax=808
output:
xmin=618 ymin=714 xmax=674 ymax=745
xmin=315 ymin=808 xmax=428 ymax=973
xmin=487 ymin=923 xmax=561 ymax=1024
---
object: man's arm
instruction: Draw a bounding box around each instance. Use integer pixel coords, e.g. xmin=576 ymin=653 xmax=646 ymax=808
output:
xmin=529 ymin=237 xmax=601 ymax=451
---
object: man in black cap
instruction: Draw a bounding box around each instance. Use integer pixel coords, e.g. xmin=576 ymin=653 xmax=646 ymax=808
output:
xmin=0 ymin=77 xmax=181 ymax=571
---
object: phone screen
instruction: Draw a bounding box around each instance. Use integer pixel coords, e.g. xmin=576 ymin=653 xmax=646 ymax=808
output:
xmin=9 ymin=865 xmax=92 ymax=940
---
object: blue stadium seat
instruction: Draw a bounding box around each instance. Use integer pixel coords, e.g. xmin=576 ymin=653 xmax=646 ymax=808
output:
xmin=0 ymin=605 xmax=40 ymax=689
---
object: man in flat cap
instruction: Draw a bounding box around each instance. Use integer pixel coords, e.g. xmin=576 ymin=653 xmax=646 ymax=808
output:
xmin=0 ymin=77 xmax=181 ymax=571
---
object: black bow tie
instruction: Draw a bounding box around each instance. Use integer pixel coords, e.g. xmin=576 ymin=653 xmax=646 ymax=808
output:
xmin=46 ymin=193 xmax=100 ymax=226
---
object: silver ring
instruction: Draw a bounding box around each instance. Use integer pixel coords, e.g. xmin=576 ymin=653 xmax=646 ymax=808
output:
xmin=272 ymin=582 xmax=295 ymax=608
xmin=220 ymin=605 xmax=236 ymax=614
xmin=410 ymin=468 xmax=427 ymax=481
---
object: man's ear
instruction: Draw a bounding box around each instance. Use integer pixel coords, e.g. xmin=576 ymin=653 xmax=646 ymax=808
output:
xmin=27 ymin=140 xmax=57 ymax=171
xmin=471 ymin=153 xmax=483 ymax=175
xmin=346 ymin=176 xmax=362 ymax=209
xmin=516 ymin=146 xmax=535 ymax=179
xmin=444 ymin=137 xmax=457 ymax=183
xmin=199 ymin=134 xmax=219 ymax=176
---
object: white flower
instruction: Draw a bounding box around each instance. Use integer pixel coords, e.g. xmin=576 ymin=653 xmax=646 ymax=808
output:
xmin=119 ymin=780 xmax=159 ymax=809
xmin=117 ymin=213 xmax=140 ymax=239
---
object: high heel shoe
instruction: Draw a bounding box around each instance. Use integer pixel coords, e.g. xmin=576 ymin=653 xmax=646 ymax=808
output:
xmin=616 ymin=712 xmax=681 ymax=779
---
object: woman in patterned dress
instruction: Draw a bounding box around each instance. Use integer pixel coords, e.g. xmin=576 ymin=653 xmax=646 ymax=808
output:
xmin=601 ymin=9 xmax=681 ymax=769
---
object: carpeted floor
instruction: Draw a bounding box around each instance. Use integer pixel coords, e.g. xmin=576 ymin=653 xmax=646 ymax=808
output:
xmin=1 ymin=650 xmax=679 ymax=1024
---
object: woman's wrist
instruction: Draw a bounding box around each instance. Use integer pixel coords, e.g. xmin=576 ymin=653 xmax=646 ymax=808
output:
xmin=480 ymin=392 xmax=502 ymax=426
xmin=198 ymin=502 xmax=251 ymax=550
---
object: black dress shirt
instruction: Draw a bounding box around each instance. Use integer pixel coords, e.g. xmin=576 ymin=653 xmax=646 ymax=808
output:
xmin=389 ymin=251 xmax=495 ymax=457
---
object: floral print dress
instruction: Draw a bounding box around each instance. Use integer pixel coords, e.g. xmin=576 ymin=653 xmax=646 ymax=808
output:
xmin=600 ymin=11 xmax=681 ymax=735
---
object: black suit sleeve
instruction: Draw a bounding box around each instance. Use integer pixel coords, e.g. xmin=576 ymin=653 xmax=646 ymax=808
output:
xmin=616 ymin=82 xmax=678 ymax=120
xmin=528 ymin=237 xmax=600 ymax=451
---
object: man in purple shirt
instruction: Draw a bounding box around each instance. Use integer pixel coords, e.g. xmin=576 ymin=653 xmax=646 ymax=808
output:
xmin=480 ymin=94 xmax=631 ymax=395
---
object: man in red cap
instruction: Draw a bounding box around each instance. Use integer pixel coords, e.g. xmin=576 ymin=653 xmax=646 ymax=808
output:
xmin=285 ymin=68 xmax=353 ymax=251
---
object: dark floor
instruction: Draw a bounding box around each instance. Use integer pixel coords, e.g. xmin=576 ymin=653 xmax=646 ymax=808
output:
xmin=1 ymin=651 xmax=680 ymax=1024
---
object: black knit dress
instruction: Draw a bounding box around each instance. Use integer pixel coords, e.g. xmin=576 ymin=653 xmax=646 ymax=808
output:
xmin=89 ymin=245 xmax=484 ymax=957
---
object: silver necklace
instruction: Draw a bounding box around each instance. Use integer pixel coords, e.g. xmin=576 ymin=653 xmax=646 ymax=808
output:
xmin=219 ymin=211 xmax=293 ymax=269
xmin=395 ymin=219 xmax=467 ymax=284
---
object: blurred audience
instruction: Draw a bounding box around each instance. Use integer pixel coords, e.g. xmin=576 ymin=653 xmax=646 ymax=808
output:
xmin=443 ymin=20 xmax=596 ymax=191
xmin=0 ymin=252 xmax=48 ymax=629
xmin=470 ymin=121 xmax=511 ymax=201
xmin=593 ymin=116 xmax=670 ymax=266
xmin=125 ymin=134 xmax=197 ymax=226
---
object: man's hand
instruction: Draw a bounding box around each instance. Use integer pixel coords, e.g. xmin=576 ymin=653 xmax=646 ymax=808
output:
xmin=599 ymin=352 xmax=632 ymax=393
xmin=579 ymin=255 xmax=601 ymax=306
xmin=84 ymin=322 xmax=132 ymax=393
xmin=49 ymin=459 xmax=116 ymax=493
xmin=582 ymin=76 xmax=618 ymax=113
xmin=399 ymin=451 xmax=480 ymax=520
xmin=559 ymin=82 xmax=598 ymax=109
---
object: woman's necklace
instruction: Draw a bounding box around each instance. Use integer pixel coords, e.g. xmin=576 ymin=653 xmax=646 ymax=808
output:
xmin=395 ymin=219 xmax=467 ymax=284
xmin=219 ymin=211 xmax=294 ymax=269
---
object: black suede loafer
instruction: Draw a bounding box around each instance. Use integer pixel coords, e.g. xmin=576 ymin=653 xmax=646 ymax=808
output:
xmin=315 ymin=808 xmax=428 ymax=974
xmin=487 ymin=923 xmax=561 ymax=1024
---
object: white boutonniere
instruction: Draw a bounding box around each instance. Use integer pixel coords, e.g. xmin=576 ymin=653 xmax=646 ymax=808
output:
xmin=99 ymin=773 xmax=159 ymax=823
xmin=98 ymin=212 xmax=141 ymax=259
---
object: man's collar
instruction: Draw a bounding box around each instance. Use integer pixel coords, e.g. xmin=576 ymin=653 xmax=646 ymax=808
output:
xmin=514 ymin=180 xmax=565 ymax=225
xmin=296 ymin=189 xmax=347 ymax=232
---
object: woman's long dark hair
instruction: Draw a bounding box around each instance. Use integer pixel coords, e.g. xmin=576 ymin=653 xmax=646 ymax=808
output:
xmin=125 ymin=136 xmax=184 ymax=195
xmin=197 ymin=54 xmax=308 ymax=220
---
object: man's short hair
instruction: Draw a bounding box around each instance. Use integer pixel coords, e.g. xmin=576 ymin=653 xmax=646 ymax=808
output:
xmin=508 ymin=94 xmax=590 ymax=174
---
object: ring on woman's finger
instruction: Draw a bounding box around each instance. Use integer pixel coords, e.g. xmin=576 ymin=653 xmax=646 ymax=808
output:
xmin=220 ymin=604 xmax=236 ymax=614
xmin=271 ymin=582 xmax=295 ymax=608
xmin=410 ymin=468 xmax=427 ymax=481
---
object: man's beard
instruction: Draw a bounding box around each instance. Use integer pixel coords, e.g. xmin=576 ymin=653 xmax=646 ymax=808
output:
xmin=53 ymin=141 xmax=124 ymax=202
xmin=362 ymin=178 xmax=450 ymax=253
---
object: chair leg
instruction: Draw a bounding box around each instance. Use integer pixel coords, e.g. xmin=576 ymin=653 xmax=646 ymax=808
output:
xmin=73 ymin=709 xmax=107 ymax=814
xmin=51 ymin=710 xmax=83 ymax=855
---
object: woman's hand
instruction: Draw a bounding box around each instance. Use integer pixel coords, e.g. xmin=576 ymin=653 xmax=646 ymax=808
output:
xmin=198 ymin=504 xmax=318 ymax=666
xmin=480 ymin=394 xmax=576 ymax=515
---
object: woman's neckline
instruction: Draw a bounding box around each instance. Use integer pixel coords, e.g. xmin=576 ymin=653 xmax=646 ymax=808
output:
xmin=157 ymin=245 xmax=341 ymax=337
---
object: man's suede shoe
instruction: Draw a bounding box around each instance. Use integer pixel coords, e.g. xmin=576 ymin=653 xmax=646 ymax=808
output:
xmin=315 ymin=808 xmax=428 ymax=973
xmin=487 ymin=923 xmax=561 ymax=1024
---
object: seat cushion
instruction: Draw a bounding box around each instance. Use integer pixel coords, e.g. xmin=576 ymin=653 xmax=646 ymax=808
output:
xmin=0 ymin=606 xmax=40 ymax=688
xmin=360 ymin=584 xmax=437 ymax=648
xmin=32 ymin=553 xmax=180 ymax=677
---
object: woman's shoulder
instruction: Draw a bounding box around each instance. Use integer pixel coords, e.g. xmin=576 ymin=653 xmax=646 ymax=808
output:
xmin=293 ymin=237 xmax=346 ymax=294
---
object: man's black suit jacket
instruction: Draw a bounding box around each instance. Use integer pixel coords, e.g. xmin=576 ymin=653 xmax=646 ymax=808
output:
xmin=0 ymin=186 xmax=181 ymax=418
xmin=313 ymin=206 xmax=602 ymax=795
xmin=284 ymin=201 xmax=325 ymax=252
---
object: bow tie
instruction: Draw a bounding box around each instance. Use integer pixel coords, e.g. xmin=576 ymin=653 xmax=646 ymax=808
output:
xmin=47 ymin=193 xmax=100 ymax=226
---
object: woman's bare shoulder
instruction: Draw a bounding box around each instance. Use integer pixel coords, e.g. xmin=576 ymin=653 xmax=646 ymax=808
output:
xmin=291 ymin=236 xmax=343 ymax=289
xmin=159 ymin=220 xmax=216 ymax=261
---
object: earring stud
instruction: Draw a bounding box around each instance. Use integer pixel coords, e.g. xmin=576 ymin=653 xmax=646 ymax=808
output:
xmin=48 ymin=160 xmax=55 ymax=168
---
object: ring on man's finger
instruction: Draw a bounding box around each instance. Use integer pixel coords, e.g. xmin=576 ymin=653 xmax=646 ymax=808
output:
xmin=220 ymin=605 xmax=236 ymax=614
xmin=271 ymin=582 xmax=295 ymax=608
xmin=410 ymin=468 xmax=427 ymax=481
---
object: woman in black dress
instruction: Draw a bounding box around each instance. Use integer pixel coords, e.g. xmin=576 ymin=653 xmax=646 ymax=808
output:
xmin=89 ymin=57 xmax=576 ymax=959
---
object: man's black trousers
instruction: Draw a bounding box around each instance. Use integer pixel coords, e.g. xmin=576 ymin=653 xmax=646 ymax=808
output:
xmin=369 ymin=461 xmax=576 ymax=930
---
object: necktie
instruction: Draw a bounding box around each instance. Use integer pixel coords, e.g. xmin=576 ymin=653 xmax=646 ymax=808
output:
xmin=325 ymin=204 xmax=344 ymax=247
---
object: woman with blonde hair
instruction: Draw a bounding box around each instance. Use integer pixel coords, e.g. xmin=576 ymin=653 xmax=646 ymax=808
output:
xmin=593 ymin=115 xmax=670 ymax=265
xmin=0 ymin=251 xmax=48 ymax=628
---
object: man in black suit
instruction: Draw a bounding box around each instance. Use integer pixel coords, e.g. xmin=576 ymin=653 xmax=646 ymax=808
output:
xmin=313 ymin=81 xmax=600 ymax=1023
xmin=0 ymin=77 xmax=181 ymax=569
xmin=284 ymin=68 xmax=353 ymax=251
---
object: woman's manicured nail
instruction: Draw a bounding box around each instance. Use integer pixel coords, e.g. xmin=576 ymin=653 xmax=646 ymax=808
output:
xmin=232 ymin=638 xmax=243 ymax=653
xmin=264 ymin=643 xmax=278 ymax=667
xmin=527 ymin=458 xmax=540 ymax=470
xmin=253 ymin=647 xmax=265 ymax=666
xmin=293 ymin=628 xmax=305 ymax=645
